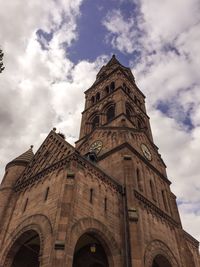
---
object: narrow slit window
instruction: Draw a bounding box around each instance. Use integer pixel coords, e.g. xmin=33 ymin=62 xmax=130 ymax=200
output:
xmin=96 ymin=92 xmax=100 ymax=102
xmin=162 ymin=190 xmax=168 ymax=211
xmin=110 ymin=82 xmax=115 ymax=91
xmin=150 ymin=180 xmax=156 ymax=201
xmin=44 ymin=187 xmax=49 ymax=201
xmin=136 ymin=168 xmax=143 ymax=191
xmin=104 ymin=197 xmax=107 ymax=211
xmin=23 ymin=198 xmax=28 ymax=212
xmin=90 ymin=188 xmax=93 ymax=204
xmin=91 ymin=96 xmax=95 ymax=104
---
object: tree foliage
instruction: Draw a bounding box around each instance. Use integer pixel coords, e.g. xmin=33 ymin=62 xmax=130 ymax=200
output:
xmin=0 ymin=48 xmax=5 ymax=73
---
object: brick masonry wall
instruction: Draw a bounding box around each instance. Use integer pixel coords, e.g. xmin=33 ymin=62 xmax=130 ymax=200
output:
xmin=0 ymin=159 xmax=125 ymax=267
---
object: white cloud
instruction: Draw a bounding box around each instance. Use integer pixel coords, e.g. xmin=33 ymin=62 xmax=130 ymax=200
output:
xmin=179 ymin=203 xmax=200 ymax=241
xmin=0 ymin=0 xmax=84 ymax=173
xmin=137 ymin=1 xmax=200 ymax=241
xmin=140 ymin=0 xmax=200 ymax=50
xmin=0 ymin=0 xmax=109 ymax=182
xmin=102 ymin=9 xmax=139 ymax=53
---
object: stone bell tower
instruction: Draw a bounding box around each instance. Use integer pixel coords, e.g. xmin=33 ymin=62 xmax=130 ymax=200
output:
xmin=75 ymin=55 xmax=200 ymax=267
xmin=0 ymin=55 xmax=199 ymax=267
xmin=76 ymin=55 xmax=166 ymax=183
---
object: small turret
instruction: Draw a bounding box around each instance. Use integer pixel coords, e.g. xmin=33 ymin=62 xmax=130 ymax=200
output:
xmin=0 ymin=146 xmax=34 ymax=234
xmin=1 ymin=146 xmax=34 ymax=187
xmin=5 ymin=145 xmax=34 ymax=171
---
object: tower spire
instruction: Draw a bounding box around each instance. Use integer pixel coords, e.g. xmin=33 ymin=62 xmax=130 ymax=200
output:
xmin=106 ymin=54 xmax=121 ymax=66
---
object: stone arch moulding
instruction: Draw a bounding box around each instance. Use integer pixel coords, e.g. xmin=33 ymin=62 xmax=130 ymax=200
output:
xmin=101 ymin=101 xmax=116 ymax=124
xmin=101 ymin=101 xmax=115 ymax=113
xmin=1 ymin=214 xmax=53 ymax=267
xmin=67 ymin=217 xmax=121 ymax=267
xmin=144 ymin=239 xmax=179 ymax=267
xmin=125 ymin=101 xmax=134 ymax=112
xmin=88 ymin=112 xmax=100 ymax=129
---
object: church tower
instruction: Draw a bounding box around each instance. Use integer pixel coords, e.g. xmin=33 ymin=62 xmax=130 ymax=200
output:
xmin=0 ymin=55 xmax=199 ymax=267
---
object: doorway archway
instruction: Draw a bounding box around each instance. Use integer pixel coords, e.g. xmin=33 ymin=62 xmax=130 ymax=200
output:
xmin=144 ymin=240 xmax=179 ymax=267
xmin=152 ymin=254 xmax=172 ymax=267
xmin=72 ymin=233 xmax=109 ymax=267
xmin=5 ymin=230 xmax=40 ymax=267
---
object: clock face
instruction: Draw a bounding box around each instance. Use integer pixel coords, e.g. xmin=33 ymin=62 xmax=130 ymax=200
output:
xmin=89 ymin=140 xmax=103 ymax=154
xmin=141 ymin=144 xmax=152 ymax=161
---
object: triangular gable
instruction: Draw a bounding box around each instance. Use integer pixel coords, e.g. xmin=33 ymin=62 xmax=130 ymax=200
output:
xmin=15 ymin=130 xmax=75 ymax=186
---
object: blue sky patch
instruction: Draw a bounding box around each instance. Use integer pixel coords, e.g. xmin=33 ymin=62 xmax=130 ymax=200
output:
xmin=156 ymin=100 xmax=194 ymax=131
xmin=162 ymin=43 xmax=180 ymax=56
xmin=36 ymin=29 xmax=53 ymax=50
xmin=67 ymin=0 xmax=139 ymax=67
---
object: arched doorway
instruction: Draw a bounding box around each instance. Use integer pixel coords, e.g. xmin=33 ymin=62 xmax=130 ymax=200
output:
xmin=72 ymin=233 xmax=109 ymax=267
xmin=152 ymin=254 xmax=172 ymax=267
xmin=6 ymin=230 xmax=40 ymax=267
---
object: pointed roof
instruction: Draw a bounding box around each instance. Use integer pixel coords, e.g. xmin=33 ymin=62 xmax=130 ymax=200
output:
xmin=85 ymin=54 xmax=135 ymax=92
xmin=106 ymin=54 xmax=121 ymax=67
xmin=6 ymin=146 xmax=34 ymax=169
xmin=94 ymin=55 xmax=122 ymax=84
xmin=98 ymin=55 xmax=122 ymax=75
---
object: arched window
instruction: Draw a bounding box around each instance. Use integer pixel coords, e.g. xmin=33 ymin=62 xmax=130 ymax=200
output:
xmin=152 ymin=254 xmax=172 ymax=267
xmin=91 ymin=96 xmax=95 ymax=104
xmin=126 ymin=107 xmax=131 ymax=119
xmin=6 ymin=230 xmax=40 ymax=267
xmin=105 ymin=86 xmax=109 ymax=95
xmin=123 ymin=83 xmax=130 ymax=94
xmin=106 ymin=105 xmax=115 ymax=122
xmin=72 ymin=233 xmax=109 ymax=267
xmin=137 ymin=116 xmax=145 ymax=129
xmin=96 ymin=92 xmax=100 ymax=102
xmin=92 ymin=115 xmax=99 ymax=129
xmin=126 ymin=103 xmax=134 ymax=120
xmin=110 ymin=81 xmax=115 ymax=91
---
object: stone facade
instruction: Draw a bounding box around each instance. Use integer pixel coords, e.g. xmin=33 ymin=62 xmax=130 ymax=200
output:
xmin=0 ymin=55 xmax=199 ymax=267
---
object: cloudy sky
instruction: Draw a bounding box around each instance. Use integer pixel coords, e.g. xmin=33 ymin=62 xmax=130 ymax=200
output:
xmin=0 ymin=0 xmax=200 ymax=242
